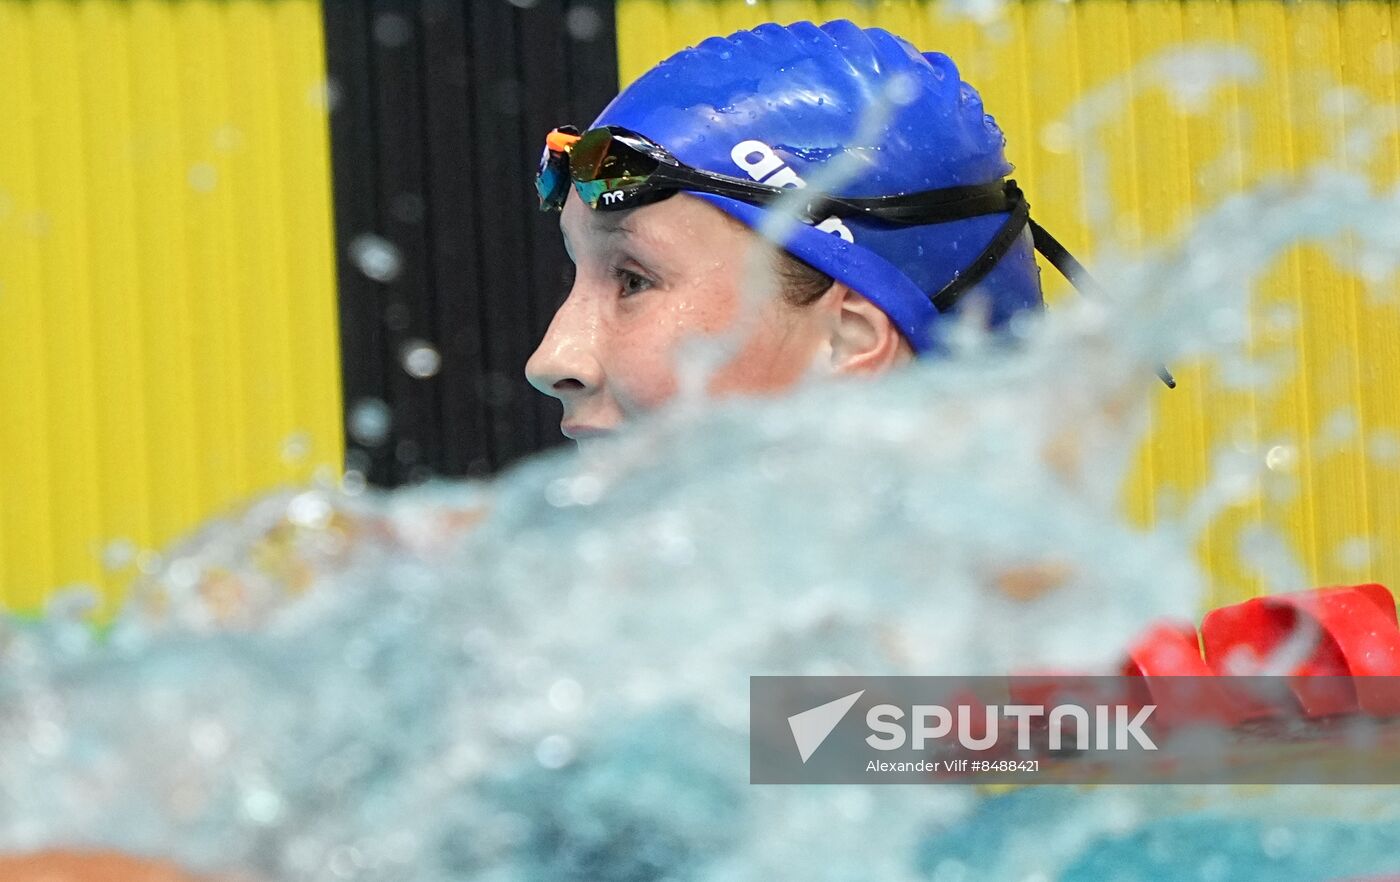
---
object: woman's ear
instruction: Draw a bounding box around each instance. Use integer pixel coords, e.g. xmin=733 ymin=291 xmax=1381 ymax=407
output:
xmin=827 ymin=284 xmax=914 ymax=375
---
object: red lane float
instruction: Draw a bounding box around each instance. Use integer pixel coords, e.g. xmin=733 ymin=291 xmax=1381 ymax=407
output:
xmin=1126 ymin=583 xmax=1400 ymax=721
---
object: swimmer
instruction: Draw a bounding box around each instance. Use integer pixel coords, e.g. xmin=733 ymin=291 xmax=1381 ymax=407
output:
xmin=525 ymin=19 xmax=1077 ymax=445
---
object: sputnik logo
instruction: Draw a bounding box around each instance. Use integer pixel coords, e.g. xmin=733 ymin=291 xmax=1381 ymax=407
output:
xmin=787 ymin=690 xmax=864 ymax=763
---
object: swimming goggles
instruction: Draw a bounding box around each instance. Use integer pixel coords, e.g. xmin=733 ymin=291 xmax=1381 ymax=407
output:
xmin=538 ymin=125 xmax=1017 ymax=225
xmin=537 ymin=125 xmax=1175 ymax=387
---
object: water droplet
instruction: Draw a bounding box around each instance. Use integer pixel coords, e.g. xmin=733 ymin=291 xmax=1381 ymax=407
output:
xmin=1369 ymin=429 xmax=1400 ymax=461
xmin=535 ymin=733 xmax=575 ymax=769
xmin=28 ymin=719 xmax=65 ymax=757
xmin=566 ymin=6 xmax=602 ymax=41
xmin=1040 ymin=121 xmax=1074 ymax=154
xmin=349 ymin=398 xmax=392 ymax=446
xmin=340 ymin=468 xmax=368 ymax=496
xmin=190 ymin=719 xmax=230 ymax=759
xmin=165 ymin=557 xmax=202 ymax=592
xmin=307 ymin=78 xmax=342 ymax=112
xmin=548 ymin=678 xmax=584 ymax=713
xmin=1264 ymin=444 xmax=1297 ymax=472
xmin=373 ymin=12 xmax=413 ymax=47
xmin=24 ymin=211 xmax=51 ymax=237
xmin=545 ymin=474 xmax=604 ymax=507
xmin=188 ymin=162 xmax=218 ymax=193
xmin=1323 ymin=410 xmax=1357 ymax=443
xmin=101 ymin=538 xmax=137 ymax=571
xmin=348 ymin=234 xmax=402 ymax=283
xmin=1321 ymin=86 xmax=1364 ymax=117
xmin=287 ymin=492 xmax=333 ymax=529
xmin=281 ymin=431 xmax=312 ymax=464
xmin=212 ymin=125 xmax=245 ymax=153
xmin=401 ymin=340 xmax=441 ymax=378
xmin=1335 ymin=536 xmax=1371 ymax=570
xmin=242 ymin=786 xmax=284 ymax=825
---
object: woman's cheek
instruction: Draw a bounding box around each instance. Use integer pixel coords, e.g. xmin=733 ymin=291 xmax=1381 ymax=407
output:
xmin=610 ymin=339 xmax=682 ymax=413
xmin=607 ymin=282 xmax=748 ymax=412
xmin=707 ymin=325 xmax=813 ymax=396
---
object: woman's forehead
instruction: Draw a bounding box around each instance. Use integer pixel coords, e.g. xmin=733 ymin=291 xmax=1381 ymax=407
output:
xmin=561 ymin=192 xmax=746 ymax=255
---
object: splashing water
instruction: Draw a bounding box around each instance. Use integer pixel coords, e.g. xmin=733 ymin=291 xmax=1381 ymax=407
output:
xmin=4 ymin=49 xmax=1400 ymax=882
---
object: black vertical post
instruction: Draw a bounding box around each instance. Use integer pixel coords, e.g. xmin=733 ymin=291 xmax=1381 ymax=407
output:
xmin=323 ymin=0 xmax=619 ymax=485
xmin=421 ymin=0 xmax=491 ymax=476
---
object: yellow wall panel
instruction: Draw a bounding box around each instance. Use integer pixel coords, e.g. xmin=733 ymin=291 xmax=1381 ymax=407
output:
xmin=0 ymin=0 xmax=343 ymax=616
xmin=616 ymin=0 xmax=1400 ymax=609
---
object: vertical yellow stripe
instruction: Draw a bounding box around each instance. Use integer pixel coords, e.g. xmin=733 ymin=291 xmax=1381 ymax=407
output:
xmin=81 ymin=2 xmax=156 ymax=607
xmin=130 ymin=0 xmax=200 ymax=548
xmin=1339 ymin=0 xmax=1400 ymax=587
xmin=274 ymin=0 xmax=344 ymax=485
xmin=1292 ymin=2 xmax=1370 ymax=589
xmin=228 ymin=0 xmax=293 ymax=492
xmin=0 ymin=2 xmax=54 ymax=607
xmin=1237 ymin=0 xmax=1320 ymax=592
xmin=178 ymin=2 xmax=242 ymax=513
xmin=1132 ymin=1 xmax=1206 ymax=550
xmin=1022 ymin=0 xmax=1086 ymax=306
xmin=0 ymin=0 xmax=343 ymax=615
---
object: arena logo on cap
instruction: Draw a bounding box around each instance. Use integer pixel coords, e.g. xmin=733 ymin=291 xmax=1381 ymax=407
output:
xmin=729 ymin=140 xmax=856 ymax=243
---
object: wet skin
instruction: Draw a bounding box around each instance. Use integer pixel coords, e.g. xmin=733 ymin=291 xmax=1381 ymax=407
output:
xmin=526 ymin=191 xmax=911 ymax=443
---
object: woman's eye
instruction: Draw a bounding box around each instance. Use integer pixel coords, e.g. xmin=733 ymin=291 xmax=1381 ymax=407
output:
xmin=612 ymin=266 xmax=654 ymax=297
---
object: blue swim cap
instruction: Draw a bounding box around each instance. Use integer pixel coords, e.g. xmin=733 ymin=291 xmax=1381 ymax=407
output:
xmin=592 ymin=19 xmax=1043 ymax=353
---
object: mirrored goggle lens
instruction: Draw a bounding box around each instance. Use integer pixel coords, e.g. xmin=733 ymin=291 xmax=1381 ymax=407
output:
xmin=536 ymin=148 xmax=570 ymax=210
xmin=569 ymin=129 xmax=658 ymax=185
xmin=574 ymin=176 xmax=654 ymax=209
xmin=567 ymin=130 xmax=664 ymax=209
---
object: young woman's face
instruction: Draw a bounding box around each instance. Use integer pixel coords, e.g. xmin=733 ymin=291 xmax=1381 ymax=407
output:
xmin=525 ymin=192 xmax=836 ymax=442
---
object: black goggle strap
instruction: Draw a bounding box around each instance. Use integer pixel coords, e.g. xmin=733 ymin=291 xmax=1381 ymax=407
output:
xmin=927 ymin=185 xmax=1175 ymax=389
xmin=650 ymin=167 xmax=1015 ymax=226
xmin=816 ymin=181 xmax=1016 ymax=224
xmin=928 ymin=188 xmax=1031 ymax=313
xmin=1027 ymin=219 xmax=1177 ymax=388
xmin=646 ymin=164 xmax=786 ymax=205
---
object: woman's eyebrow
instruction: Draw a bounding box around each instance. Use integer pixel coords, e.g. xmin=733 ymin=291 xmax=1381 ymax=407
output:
xmin=606 ymin=222 xmax=649 ymax=253
xmin=595 ymin=211 xmax=638 ymax=238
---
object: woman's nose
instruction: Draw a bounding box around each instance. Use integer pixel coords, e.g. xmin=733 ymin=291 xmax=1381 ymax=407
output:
xmin=525 ymin=296 xmax=602 ymax=401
